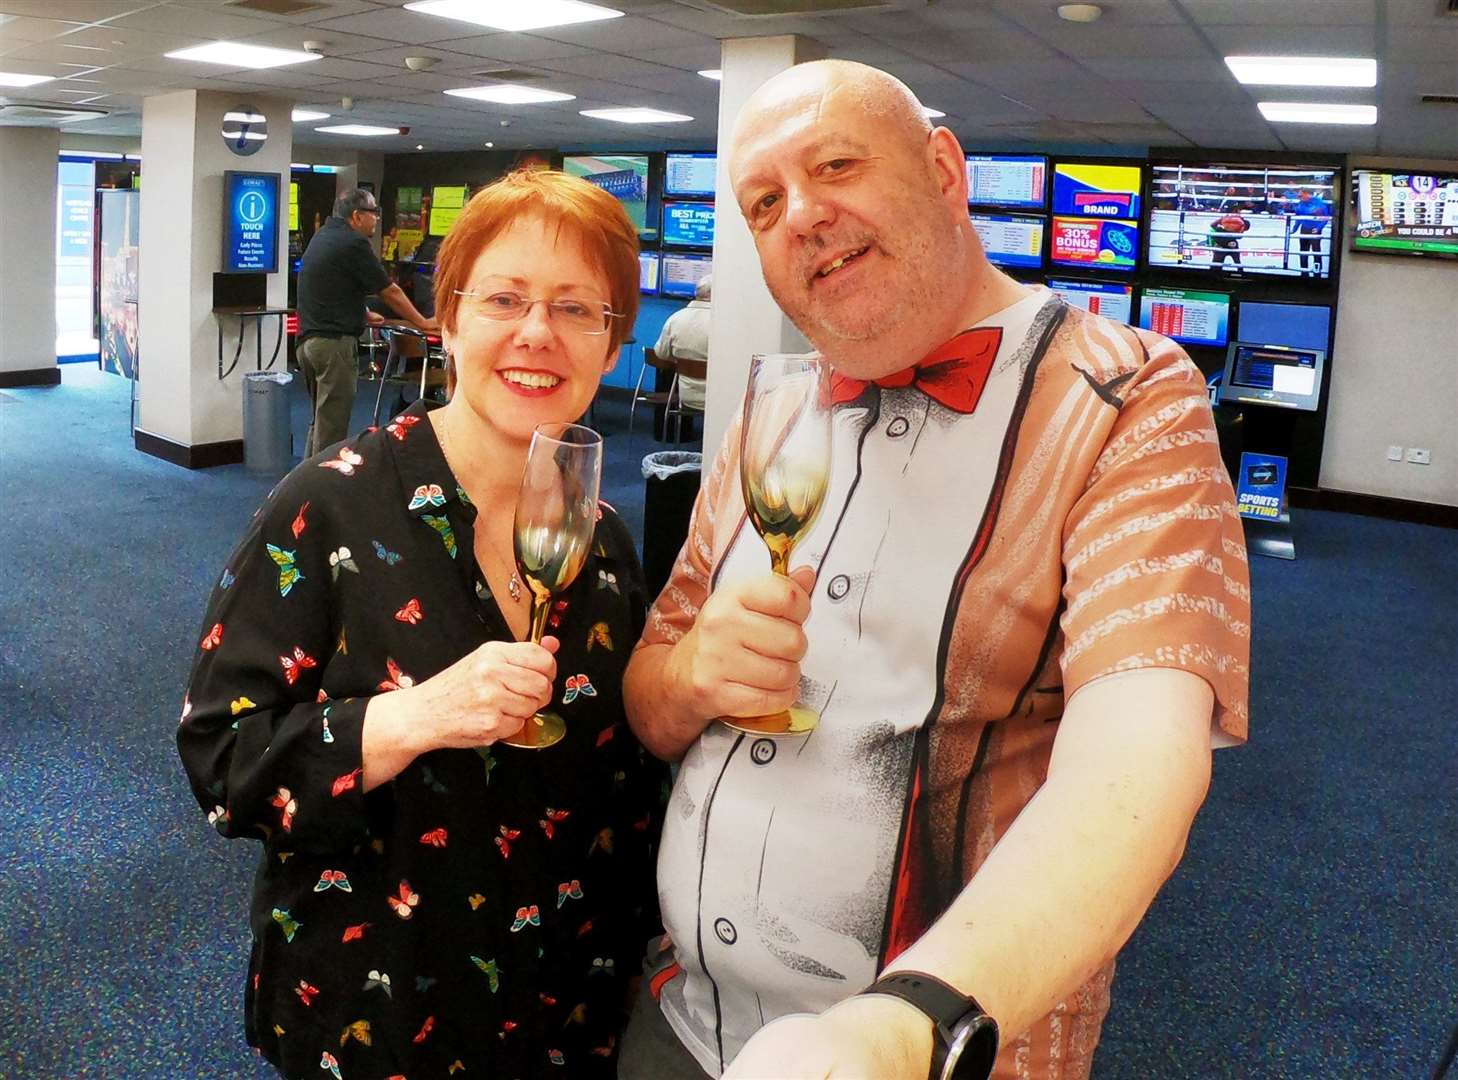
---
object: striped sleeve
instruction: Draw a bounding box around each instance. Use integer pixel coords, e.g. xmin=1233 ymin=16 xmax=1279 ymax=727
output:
xmin=1058 ymin=333 xmax=1251 ymax=740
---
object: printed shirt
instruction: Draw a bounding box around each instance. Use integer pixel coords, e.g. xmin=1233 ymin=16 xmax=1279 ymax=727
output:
xmin=178 ymin=398 xmax=668 ymax=1080
xmin=639 ymin=289 xmax=1252 ymax=1079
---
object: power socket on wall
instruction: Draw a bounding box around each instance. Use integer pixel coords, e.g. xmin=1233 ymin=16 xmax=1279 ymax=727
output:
xmin=1387 ymin=445 xmax=1403 ymax=461
xmin=1405 ymin=447 xmax=1432 ymax=465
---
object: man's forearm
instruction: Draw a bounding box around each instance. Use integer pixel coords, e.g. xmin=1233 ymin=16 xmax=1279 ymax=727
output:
xmin=623 ymin=642 xmax=706 ymax=762
xmin=379 ymin=283 xmax=431 ymax=327
xmin=884 ymin=669 xmax=1214 ymax=1044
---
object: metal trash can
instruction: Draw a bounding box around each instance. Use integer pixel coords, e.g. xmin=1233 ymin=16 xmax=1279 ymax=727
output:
xmin=641 ymin=451 xmax=702 ymax=600
xmin=242 ymin=370 xmax=295 ymax=474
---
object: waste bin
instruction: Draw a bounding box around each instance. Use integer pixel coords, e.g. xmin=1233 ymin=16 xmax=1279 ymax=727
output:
xmin=641 ymin=451 xmax=702 ymax=600
xmin=242 ymin=370 xmax=294 ymax=474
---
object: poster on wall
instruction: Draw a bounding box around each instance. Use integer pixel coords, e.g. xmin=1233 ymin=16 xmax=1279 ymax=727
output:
xmin=428 ymin=185 xmax=467 ymax=236
xmin=99 ymin=188 xmax=140 ymax=379
xmin=1235 ymin=452 xmax=1288 ymax=521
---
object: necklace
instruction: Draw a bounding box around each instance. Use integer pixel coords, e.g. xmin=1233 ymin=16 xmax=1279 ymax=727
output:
xmin=436 ymin=410 xmax=523 ymax=602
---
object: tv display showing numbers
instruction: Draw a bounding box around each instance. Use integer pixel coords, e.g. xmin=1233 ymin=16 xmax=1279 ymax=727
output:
xmin=659 ymin=252 xmax=711 ymax=299
xmin=1047 ymin=279 xmax=1133 ymax=324
xmin=1352 ymin=169 xmax=1458 ymax=259
xmin=965 ymin=154 xmax=1047 ymax=210
xmin=1139 ymin=287 xmax=1230 ymax=348
xmin=563 ymin=154 xmax=652 ymax=238
xmin=639 ymin=251 xmax=660 ymax=294
xmin=1052 ymin=162 xmax=1142 ymax=220
xmin=1050 ymin=217 xmax=1138 ymax=271
xmin=222 ymin=170 xmax=279 ymax=274
xmin=1147 ymin=162 xmax=1338 ymax=278
xmin=970 ymin=212 xmax=1044 ymax=270
xmin=664 ymin=153 xmax=717 ymax=198
xmin=662 ymin=200 xmax=716 ymax=248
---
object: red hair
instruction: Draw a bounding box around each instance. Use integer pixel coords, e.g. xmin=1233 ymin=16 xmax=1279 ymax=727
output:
xmin=433 ymin=169 xmax=640 ymax=352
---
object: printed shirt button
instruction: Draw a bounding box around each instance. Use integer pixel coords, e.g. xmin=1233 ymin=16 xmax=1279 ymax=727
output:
xmin=751 ymin=738 xmax=776 ymax=765
xmin=886 ymin=416 xmax=910 ymax=438
xmin=714 ymin=917 xmax=737 ymax=945
xmin=827 ymin=574 xmax=851 ymax=600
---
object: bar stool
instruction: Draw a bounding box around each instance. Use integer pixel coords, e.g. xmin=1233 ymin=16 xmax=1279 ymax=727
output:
xmin=372 ymin=324 xmax=448 ymax=425
xmin=666 ymin=356 xmax=707 ymax=444
xmin=628 ymin=347 xmax=678 ymax=438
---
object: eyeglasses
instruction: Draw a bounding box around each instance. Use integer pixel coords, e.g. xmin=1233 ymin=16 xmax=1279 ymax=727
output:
xmin=453 ymin=290 xmax=622 ymax=336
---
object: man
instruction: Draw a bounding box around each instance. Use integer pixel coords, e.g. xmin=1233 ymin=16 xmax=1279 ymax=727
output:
xmin=619 ymin=60 xmax=1250 ymax=1080
xmin=653 ymin=273 xmax=711 ymax=430
xmin=295 ymin=188 xmax=436 ymax=455
xmin=1293 ymin=188 xmax=1332 ymax=277
xmin=1208 ymin=209 xmax=1250 ymax=269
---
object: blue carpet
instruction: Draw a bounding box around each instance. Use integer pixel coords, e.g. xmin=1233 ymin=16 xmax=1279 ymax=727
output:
xmin=1 ymin=366 xmax=1453 ymax=1078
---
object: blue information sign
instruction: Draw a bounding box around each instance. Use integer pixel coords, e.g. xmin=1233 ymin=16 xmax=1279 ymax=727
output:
xmin=1235 ymin=452 xmax=1288 ymax=521
xmin=223 ymin=171 xmax=279 ymax=273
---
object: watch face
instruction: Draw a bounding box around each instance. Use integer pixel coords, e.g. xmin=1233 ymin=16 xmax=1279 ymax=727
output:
xmin=941 ymin=1014 xmax=999 ymax=1080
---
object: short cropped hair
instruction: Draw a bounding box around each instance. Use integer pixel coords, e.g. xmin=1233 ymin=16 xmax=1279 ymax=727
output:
xmin=695 ymin=274 xmax=712 ymax=301
xmin=334 ymin=188 xmax=377 ymax=219
xmin=433 ymin=169 xmax=640 ymax=352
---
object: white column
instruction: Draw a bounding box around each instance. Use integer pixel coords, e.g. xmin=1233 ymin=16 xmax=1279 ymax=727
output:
xmin=0 ymin=127 xmax=60 ymax=385
xmin=136 ymin=90 xmax=293 ymax=460
xmin=704 ymin=34 xmax=822 ymax=455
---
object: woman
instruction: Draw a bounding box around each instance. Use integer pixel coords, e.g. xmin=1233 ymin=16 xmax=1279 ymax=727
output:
xmin=178 ymin=170 xmax=666 ymax=1079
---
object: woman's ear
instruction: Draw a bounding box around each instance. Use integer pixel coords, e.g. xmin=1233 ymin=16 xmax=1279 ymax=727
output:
xmin=602 ymin=346 xmax=620 ymax=375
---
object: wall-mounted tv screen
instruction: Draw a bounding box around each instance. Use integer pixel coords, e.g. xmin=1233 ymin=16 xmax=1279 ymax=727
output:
xmin=1139 ymin=287 xmax=1230 ymax=348
xmin=1352 ymin=169 xmax=1458 ymax=259
xmin=1047 ymin=278 xmax=1134 ymax=324
xmin=965 ymin=154 xmax=1047 ymax=210
xmin=665 ymin=152 xmax=717 ymax=198
xmin=222 ymin=170 xmax=280 ymax=274
xmin=1052 ymin=162 xmax=1142 ymax=220
xmin=1050 ymin=216 xmax=1137 ymax=272
xmin=662 ymin=200 xmax=715 ymax=248
xmin=970 ymin=211 xmax=1044 ymax=270
xmin=1147 ymin=163 xmax=1338 ymax=279
xmin=1236 ymin=301 xmax=1331 ymax=352
xmin=563 ymin=154 xmax=652 ymax=239
xmin=639 ymin=251 xmax=660 ymax=294
xmin=660 ymin=251 xmax=711 ymax=299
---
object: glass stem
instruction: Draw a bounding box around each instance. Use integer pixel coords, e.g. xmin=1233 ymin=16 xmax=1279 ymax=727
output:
xmin=769 ymin=546 xmax=790 ymax=577
xmin=528 ymin=594 xmax=551 ymax=643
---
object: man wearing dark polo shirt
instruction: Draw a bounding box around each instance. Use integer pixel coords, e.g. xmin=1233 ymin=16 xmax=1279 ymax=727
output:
xmin=296 ymin=188 xmax=437 ymax=455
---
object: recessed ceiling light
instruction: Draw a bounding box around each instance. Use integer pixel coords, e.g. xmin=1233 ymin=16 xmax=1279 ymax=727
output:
xmin=58 ymin=43 xmax=108 ymax=52
xmin=444 ymin=84 xmax=575 ymax=105
xmin=580 ymin=107 xmax=692 ymax=124
xmin=164 ymin=42 xmax=322 ymax=70
xmin=1257 ymin=101 xmax=1377 ymax=125
xmin=698 ymin=69 xmax=722 ymax=80
xmin=1057 ymin=3 xmax=1102 ymax=22
xmin=404 ymin=0 xmax=622 ymax=33
xmin=922 ymin=106 xmax=945 ymax=118
xmin=292 ymin=109 xmax=330 ymax=122
xmin=0 ymin=72 xmax=54 ymax=87
xmin=1227 ymin=55 xmax=1376 ymax=88
xmin=315 ymin=124 xmax=404 ymax=136
xmin=484 ymin=141 xmax=494 ymax=147
xmin=415 ymin=143 xmax=424 ymax=150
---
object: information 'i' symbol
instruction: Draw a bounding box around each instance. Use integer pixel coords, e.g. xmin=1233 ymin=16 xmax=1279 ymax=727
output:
xmin=239 ymin=190 xmax=268 ymax=225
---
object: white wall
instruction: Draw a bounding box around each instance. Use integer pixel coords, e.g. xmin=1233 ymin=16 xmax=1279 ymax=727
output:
xmin=58 ymin=134 xmax=140 ymax=156
xmin=0 ymin=127 xmax=60 ymax=376
xmin=1321 ymin=156 xmax=1458 ymax=508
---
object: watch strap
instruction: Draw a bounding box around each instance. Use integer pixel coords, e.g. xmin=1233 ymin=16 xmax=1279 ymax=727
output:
xmin=862 ymin=971 xmax=998 ymax=1080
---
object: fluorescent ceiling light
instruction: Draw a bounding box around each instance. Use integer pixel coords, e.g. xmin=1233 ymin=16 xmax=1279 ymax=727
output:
xmin=164 ymin=42 xmax=322 ymax=69
xmin=698 ymin=69 xmax=722 ymax=80
xmin=315 ymin=124 xmax=403 ymax=136
xmin=1226 ymin=55 xmax=1376 ymax=88
xmin=292 ymin=109 xmax=330 ymax=122
xmin=404 ymin=0 xmax=622 ymax=33
xmin=223 ymin=110 xmax=266 ymax=124
xmin=444 ymin=84 xmax=575 ymax=105
xmin=1257 ymin=101 xmax=1376 ymax=125
xmin=922 ymin=106 xmax=945 ymax=118
xmin=0 ymin=72 xmax=54 ymax=87
xmin=580 ymin=107 xmax=692 ymax=124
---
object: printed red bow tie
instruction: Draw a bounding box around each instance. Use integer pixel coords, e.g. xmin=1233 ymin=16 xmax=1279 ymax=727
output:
xmin=828 ymin=326 xmax=1003 ymax=414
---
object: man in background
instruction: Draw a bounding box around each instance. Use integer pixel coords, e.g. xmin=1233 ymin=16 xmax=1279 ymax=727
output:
xmin=653 ymin=273 xmax=711 ymax=438
xmin=1293 ymin=188 xmax=1333 ymax=277
xmin=296 ymin=188 xmax=437 ymax=456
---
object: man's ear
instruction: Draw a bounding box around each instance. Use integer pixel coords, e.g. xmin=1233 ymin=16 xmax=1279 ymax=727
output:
xmin=927 ymin=127 xmax=967 ymax=204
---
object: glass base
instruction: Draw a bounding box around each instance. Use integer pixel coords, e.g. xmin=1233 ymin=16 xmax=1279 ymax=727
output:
xmin=499 ymin=710 xmax=565 ymax=750
xmin=718 ymin=704 xmax=818 ymax=737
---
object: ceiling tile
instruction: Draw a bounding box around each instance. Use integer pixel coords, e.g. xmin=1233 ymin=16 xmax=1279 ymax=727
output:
xmin=0 ymin=1 xmax=149 ymax=22
xmin=1182 ymin=0 xmax=1375 ymax=25
xmin=1200 ymin=23 xmax=1376 ymax=55
xmin=307 ymin=6 xmax=459 ymax=44
xmin=421 ymin=33 xmax=591 ymax=64
xmin=0 ymin=14 xmax=88 ymax=43
xmin=107 ymin=4 xmax=277 ymax=39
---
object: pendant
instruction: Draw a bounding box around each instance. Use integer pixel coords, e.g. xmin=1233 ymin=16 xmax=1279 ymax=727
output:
xmin=508 ymin=571 xmax=522 ymax=601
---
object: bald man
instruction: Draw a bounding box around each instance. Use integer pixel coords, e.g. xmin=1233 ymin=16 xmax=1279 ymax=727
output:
xmin=620 ymin=61 xmax=1250 ymax=1080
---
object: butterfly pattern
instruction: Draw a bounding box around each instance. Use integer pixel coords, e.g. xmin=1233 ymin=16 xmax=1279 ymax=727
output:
xmin=177 ymin=400 xmax=667 ymax=1079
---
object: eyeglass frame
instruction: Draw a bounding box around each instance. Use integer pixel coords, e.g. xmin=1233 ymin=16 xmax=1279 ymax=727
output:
xmin=451 ymin=289 xmax=624 ymax=336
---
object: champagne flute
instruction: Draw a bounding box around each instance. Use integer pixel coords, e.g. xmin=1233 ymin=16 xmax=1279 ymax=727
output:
xmin=721 ymin=352 xmax=832 ymax=737
xmin=502 ymin=422 xmax=602 ymax=750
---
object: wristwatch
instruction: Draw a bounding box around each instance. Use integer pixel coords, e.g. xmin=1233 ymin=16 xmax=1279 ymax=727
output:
xmin=862 ymin=971 xmax=999 ymax=1080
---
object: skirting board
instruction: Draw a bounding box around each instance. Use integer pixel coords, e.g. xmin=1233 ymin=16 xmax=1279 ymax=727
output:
xmin=134 ymin=428 xmax=245 ymax=469
xmin=1288 ymin=487 xmax=1458 ymax=529
xmin=0 ymin=367 xmax=62 ymax=388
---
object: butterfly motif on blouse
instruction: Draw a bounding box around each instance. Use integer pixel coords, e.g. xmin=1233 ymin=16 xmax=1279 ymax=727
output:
xmin=207 ymin=804 xmax=229 ymax=831
xmin=538 ymin=808 xmax=570 ymax=840
xmin=199 ymin=622 xmax=223 ymax=651
xmin=321 ymin=713 xmax=334 ymax=744
xmin=341 ymin=1019 xmax=372 ymax=1047
xmin=387 ymin=880 xmax=420 ymax=919
xmin=294 ymin=980 xmax=319 ymax=1006
xmin=509 ymin=905 xmax=541 ymax=932
xmin=468 ymin=893 xmax=486 ymax=911
xmin=421 ymin=513 xmax=457 ymax=557
xmin=587 ymin=622 xmax=613 ymax=652
xmin=230 ymin=697 xmax=256 ymax=716
xmin=219 ymin=568 xmax=235 ymax=590
xmin=332 ymin=768 xmax=361 ymax=797
xmin=386 ymin=414 xmax=420 ymax=441
xmin=271 ymin=907 xmax=300 ymax=942
xmin=589 ymin=957 xmax=615 ymax=976
xmin=471 ymin=955 xmax=501 ymax=992
xmin=319 ymin=1051 xmax=342 ymax=1080
xmin=494 ymin=825 xmax=521 ymax=860
xmin=372 ymin=540 xmax=403 ymax=565
xmin=413 ymin=1016 xmax=436 ymax=1044
xmin=328 ymin=547 xmax=359 ymax=581
xmin=341 ymin=923 xmax=370 ymax=943
xmin=378 ymin=658 xmax=415 ymax=692
xmin=271 ymin=787 xmax=297 ymax=832
xmin=265 ymin=544 xmax=304 ymax=597
xmin=291 ymin=501 xmax=309 ymax=540
xmin=597 ymin=568 xmax=619 ymax=594
xmin=420 ymin=827 xmax=447 ymax=848
xmin=279 ymin=646 xmax=318 ymax=685
xmin=363 ymin=970 xmax=392 ymax=998
xmin=549 ymin=1049 xmax=566 ymax=1066
xmin=562 ymin=674 xmax=596 ymax=704
xmin=318 ymin=447 xmax=363 ymax=475
xmin=407 ymin=483 xmax=446 ymax=510
xmin=421 ymin=765 xmax=448 ymax=794
xmin=313 ymin=869 xmax=352 ymax=893
xmin=394 ymin=597 xmax=424 ymax=625
xmin=556 ymin=880 xmax=583 ymax=909
xmin=475 ymin=747 xmax=496 ymax=785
